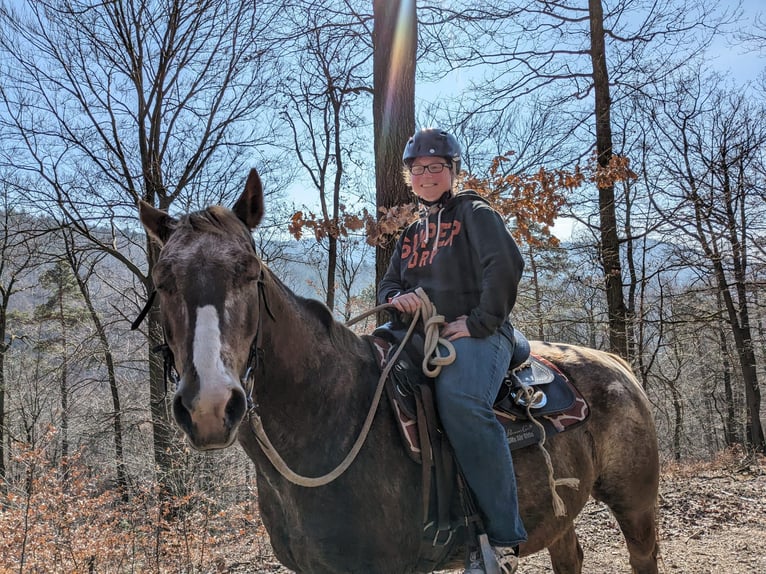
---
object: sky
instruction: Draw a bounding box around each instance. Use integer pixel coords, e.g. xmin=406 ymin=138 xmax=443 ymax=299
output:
xmin=705 ymin=0 xmax=764 ymax=83
xmin=285 ymin=0 xmax=765 ymax=239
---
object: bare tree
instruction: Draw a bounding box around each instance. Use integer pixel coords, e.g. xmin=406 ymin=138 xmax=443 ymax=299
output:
xmin=34 ymin=260 xmax=87 ymax=464
xmin=280 ymin=0 xmax=372 ymax=311
xmin=0 ymin=0 xmax=284 ymax=492
xmin=418 ymin=0 xmax=732 ymax=359
xmin=0 ymin=184 xmax=43 ymax=488
xmin=650 ymin=74 xmax=766 ymax=452
xmin=59 ymin=226 xmax=128 ymax=493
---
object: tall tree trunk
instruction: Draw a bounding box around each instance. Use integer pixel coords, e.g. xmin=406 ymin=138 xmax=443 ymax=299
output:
xmin=718 ymin=327 xmax=737 ymax=446
xmin=373 ymin=0 xmax=416 ymax=316
xmin=146 ymin=236 xmax=177 ymax=498
xmin=671 ymin=382 xmax=683 ymax=462
xmin=0 ymin=291 xmax=9 ymax=490
xmin=326 ymin=236 xmax=338 ymax=310
xmin=326 ymin=96 xmax=345 ymax=311
xmin=527 ymin=244 xmax=545 ymax=340
xmin=70 ymin=264 xmax=128 ymax=495
xmin=588 ymin=0 xmax=628 ymax=358
xmin=708 ymin=156 xmax=764 ymax=452
xmin=57 ymin=281 xmax=69 ymax=464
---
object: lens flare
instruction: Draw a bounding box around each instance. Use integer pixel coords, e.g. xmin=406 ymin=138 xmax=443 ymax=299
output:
xmin=383 ymin=0 xmax=416 ymax=138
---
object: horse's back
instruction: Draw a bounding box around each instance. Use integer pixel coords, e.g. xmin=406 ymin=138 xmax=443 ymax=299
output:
xmin=531 ymin=340 xmax=659 ymax=506
xmin=530 ymin=340 xmax=652 ymax=417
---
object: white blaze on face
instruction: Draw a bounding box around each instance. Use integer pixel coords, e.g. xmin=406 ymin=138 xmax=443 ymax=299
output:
xmin=193 ymin=305 xmax=232 ymax=395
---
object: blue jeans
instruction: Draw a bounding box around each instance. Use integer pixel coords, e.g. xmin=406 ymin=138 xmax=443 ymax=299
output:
xmin=435 ymin=332 xmax=528 ymax=547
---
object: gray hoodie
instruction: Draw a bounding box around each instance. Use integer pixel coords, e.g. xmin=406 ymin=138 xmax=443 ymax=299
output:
xmin=378 ymin=190 xmax=524 ymax=339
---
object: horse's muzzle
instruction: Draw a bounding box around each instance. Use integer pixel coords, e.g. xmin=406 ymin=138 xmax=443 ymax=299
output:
xmin=172 ymin=380 xmax=248 ymax=450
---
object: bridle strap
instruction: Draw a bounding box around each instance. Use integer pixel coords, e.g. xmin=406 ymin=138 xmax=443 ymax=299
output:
xmin=242 ymin=271 xmax=272 ymax=410
xmin=131 ymin=290 xmax=157 ymax=331
xmin=130 ymin=289 xmax=179 ymax=401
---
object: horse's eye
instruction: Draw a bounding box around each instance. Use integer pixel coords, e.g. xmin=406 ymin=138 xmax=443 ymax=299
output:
xmin=234 ymin=261 xmax=260 ymax=283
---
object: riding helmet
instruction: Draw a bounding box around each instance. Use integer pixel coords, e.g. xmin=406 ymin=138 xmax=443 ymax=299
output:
xmin=402 ymin=128 xmax=462 ymax=174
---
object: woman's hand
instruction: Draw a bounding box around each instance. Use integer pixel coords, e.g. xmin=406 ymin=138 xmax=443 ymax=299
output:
xmin=390 ymin=292 xmax=423 ymax=315
xmin=441 ymin=315 xmax=470 ymax=341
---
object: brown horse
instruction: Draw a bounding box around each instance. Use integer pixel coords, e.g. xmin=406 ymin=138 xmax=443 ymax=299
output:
xmin=139 ymin=168 xmax=660 ymax=574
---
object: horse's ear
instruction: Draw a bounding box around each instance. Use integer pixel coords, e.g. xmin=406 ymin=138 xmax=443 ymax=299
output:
xmin=139 ymin=200 xmax=177 ymax=246
xmin=233 ymin=168 xmax=265 ymax=230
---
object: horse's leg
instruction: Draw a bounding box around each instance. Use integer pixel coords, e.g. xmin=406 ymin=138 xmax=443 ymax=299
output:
xmin=610 ymin=506 xmax=659 ymax=574
xmin=546 ymin=523 xmax=583 ymax=574
xmin=593 ymin=466 xmax=659 ymax=573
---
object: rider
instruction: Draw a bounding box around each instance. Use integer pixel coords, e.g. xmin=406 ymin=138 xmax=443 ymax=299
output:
xmin=378 ymin=128 xmax=527 ymax=573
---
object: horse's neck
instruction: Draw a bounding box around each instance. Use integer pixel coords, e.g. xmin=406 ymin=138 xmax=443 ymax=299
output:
xmin=256 ymin=281 xmax=373 ymax=427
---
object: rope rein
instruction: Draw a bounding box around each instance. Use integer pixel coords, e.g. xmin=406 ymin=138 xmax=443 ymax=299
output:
xmin=515 ymin=384 xmax=580 ymax=516
xmin=248 ymin=288 xmax=453 ymax=487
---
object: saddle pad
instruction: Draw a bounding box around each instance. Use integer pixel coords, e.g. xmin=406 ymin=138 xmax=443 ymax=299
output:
xmin=494 ymin=356 xmax=576 ymax=419
xmin=495 ymin=377 xmax=590 ymax=451
xmin=368 ymin=337 xmax=591 ymax=459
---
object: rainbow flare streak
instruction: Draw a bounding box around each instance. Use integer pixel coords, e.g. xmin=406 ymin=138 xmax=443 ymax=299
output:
xmin=383 ymin=0 xmax=416 ymax=139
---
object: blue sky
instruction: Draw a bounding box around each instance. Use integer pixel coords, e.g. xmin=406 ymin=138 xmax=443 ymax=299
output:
xmin=707 ymin=0 xmax=764 ymax=82
xmin=285 ymin=1 xmax=765 ymax=224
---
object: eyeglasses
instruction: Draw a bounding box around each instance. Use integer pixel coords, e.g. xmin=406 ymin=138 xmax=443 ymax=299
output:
xmin=409 ymin=163 xmax=451 ymax=175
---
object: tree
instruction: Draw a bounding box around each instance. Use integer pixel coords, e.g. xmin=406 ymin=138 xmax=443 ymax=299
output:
xmin=59 ymin=226 xmax=128 ymax=493
xmin=418 ymin=0 xmax=732 ymax=359
xmin=34 ymin=260 xmax=87 ymax=464
xmin=0 ymin=0 xmax=284 ymax=493
xmin=280 ymin=0 xmax=372 ymax=311
xmin=372 ymin=0 xmax=416 ymax=302
xmin=0 ymin=186 xmax=42 ymax=488
xmin=588 ymin=0 xmax=628 ymax=357
xmin=650 ymin=74 xmax=766 ymax=452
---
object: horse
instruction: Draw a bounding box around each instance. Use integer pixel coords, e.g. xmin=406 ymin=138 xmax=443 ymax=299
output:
xmin=139 ymin=168 xmax=660 ymax=574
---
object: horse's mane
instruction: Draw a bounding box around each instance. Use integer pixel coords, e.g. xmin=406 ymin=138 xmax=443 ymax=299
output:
xmin=263 ymin=266 xmax=369 ymax=360
xmin=176 ymin=206 xmax=254 ymax=244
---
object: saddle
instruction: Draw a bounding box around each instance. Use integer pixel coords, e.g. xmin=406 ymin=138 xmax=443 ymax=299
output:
xmin=367 ymin=324 xmax=590 ymax=571
xmin=371 ymin=324 xmax=590 ymax=459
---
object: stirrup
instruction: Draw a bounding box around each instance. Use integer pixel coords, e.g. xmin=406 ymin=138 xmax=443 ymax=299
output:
xmin=478 ymin=533 xmax=501 ymax=574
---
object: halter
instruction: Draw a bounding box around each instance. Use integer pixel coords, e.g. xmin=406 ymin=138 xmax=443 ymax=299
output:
xmin=130 ymin=268 xmax=273 ymax=408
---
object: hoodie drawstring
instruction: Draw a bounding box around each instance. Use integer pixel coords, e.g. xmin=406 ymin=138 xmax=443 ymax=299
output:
xmin=419 ymin=204 xmax=445 ymax=261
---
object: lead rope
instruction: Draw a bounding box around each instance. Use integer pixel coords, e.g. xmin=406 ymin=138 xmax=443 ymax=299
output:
xmin=515 ymin=384 xmax=580 ymax=516
xmin=248 ymin=288 xmax=454 ymax=487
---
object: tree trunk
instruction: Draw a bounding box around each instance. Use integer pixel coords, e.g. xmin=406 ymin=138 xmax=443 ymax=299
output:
xmin=146 ymin=240 xmax=177 ymax=498
xmin=373 ymin=0 xmax=416 ymax=317
xmin=57 ymin=286 xmax=69 ymax=463
xmin=527 ymin=244 xmax=545 ymax=340
xmin=588 ymin=0 xmax=629 ymax=359
xmin=671 ymin=383 xmax=683 ymax=461
xmin=71 ymin=265 xmax=128 ymax=495
xmin=327 ymin=235 xmax=337 ymax=310
xmin=0 ymin=292 xmax=9 ymax=490
xmin=715 ymin=298 xmax=738 ymax=447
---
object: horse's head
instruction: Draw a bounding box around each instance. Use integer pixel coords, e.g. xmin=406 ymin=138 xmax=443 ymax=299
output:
xmin=139 ymin=169 xmax=265 ymax=450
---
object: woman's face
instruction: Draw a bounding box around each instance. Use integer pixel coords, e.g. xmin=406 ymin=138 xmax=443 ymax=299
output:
xmin=410 ymin=156 xmax=452 ymax=203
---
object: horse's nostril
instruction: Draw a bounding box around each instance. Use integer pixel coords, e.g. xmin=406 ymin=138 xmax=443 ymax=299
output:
xmin=173 ymin=394 xmax=194 ymax=434
xmin=225 ymin=389 xmax=247 ymax=429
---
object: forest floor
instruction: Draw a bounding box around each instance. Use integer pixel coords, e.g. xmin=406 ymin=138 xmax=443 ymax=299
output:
xmin=513 ymin=453 xmax=766 ymax=573
xmin=241 ymin=451 xmax=765 ymax=574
